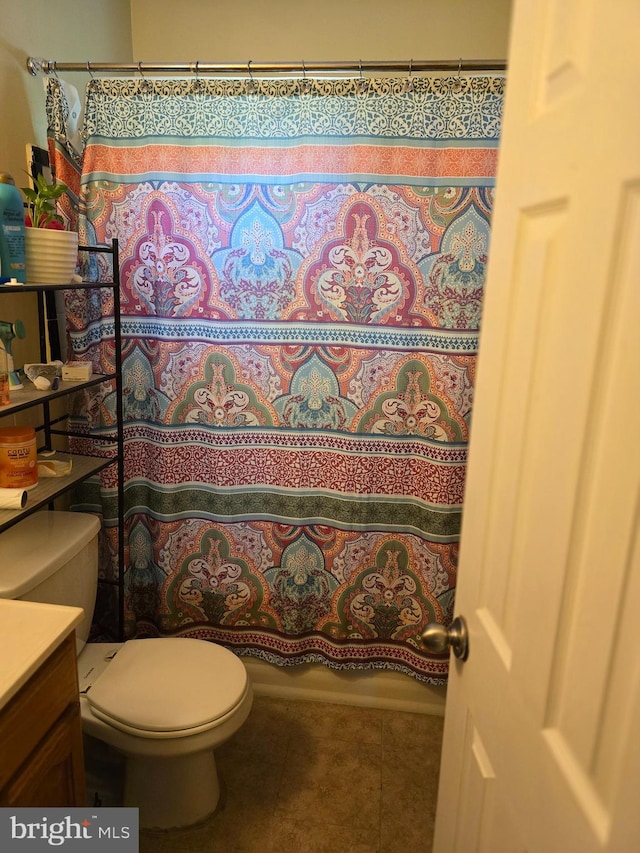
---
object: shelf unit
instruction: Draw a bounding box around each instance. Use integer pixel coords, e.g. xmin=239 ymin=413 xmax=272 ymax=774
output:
xmin=0 ymin=241 xmax=124 ymax=641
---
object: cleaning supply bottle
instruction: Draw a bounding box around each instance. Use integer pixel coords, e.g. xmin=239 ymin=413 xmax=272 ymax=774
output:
xmin=0 ymin=172 xmax=26 ymax=283
xmin=0 ymin=339 xmax=9 ymax=405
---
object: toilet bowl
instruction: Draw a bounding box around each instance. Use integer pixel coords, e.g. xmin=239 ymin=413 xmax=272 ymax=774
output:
xmin=78 ymin=638 xmax=253 ymax=828
xmin=0 ymin=511 xmax=253 ymax=828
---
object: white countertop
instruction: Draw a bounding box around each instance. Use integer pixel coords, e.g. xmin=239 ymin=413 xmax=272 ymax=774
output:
xmin=0 ymin=599 xmax=83 ymax=710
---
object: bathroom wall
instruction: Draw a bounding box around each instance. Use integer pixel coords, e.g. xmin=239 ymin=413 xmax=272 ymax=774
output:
xmin=130 ymin=0 xmax=512 ymax=64
xmin=0 ymin=0 xmax=132 ymax=367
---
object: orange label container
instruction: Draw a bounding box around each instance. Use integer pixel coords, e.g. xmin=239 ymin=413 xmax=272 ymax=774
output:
xmin=0 ymin=426 xmax=38 ymax=488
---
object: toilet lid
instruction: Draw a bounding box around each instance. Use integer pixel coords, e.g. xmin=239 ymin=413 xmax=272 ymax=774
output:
xmin=86 ymin=638 xmax=248 ymax=734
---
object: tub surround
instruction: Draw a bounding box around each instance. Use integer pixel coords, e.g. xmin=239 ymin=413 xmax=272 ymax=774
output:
xmin=244 ymin=657 xmax=447 ymax=715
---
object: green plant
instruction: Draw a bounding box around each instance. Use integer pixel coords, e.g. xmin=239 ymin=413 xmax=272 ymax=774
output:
xmin=21 ymin=172 xmax=68 ymax=229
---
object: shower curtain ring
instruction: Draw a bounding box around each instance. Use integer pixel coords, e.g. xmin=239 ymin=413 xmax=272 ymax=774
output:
xmin=301 ymin=59 xmax=312 ymax=94
xmin=453 ymin=58 xmax=463 ymax=92
xmin=191 ymin=60 xmax=204 ymax=93
xmin=403 ymin=58 xmax=414 ymax=93
xmin=246 ymin=60 xmax=257 ymax=94
xmin=86 ymin=61 xmax=95 ymax=80
xmin=138 ymin=61 xmax=151 ymax=93
xmin=357 ymin=59 xmax=367 ymax=92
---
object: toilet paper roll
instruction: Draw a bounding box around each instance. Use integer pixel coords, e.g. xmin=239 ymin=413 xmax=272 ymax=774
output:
xmin=0 ymin=488 xmax=28 ymax=509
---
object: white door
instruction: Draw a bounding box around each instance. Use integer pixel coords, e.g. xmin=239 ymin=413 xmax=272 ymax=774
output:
xmin=433 ymin=0 xmax=640 ymax=850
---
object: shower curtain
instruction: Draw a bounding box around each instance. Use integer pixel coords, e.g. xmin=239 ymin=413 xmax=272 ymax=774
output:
xmin=47 ymin=75 xmax=504 ymax=683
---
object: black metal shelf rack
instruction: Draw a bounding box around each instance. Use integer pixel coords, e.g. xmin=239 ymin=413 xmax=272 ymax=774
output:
xmin=0 ymin=240 xmax=125 ymax=641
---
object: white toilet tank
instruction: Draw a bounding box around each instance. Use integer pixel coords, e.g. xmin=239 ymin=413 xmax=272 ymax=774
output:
xmin=0 ymin=511 xmax=101 ymax=652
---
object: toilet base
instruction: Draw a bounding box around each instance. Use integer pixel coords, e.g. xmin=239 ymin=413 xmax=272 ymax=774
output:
xmin=125 ymin=750 xmax=220 ymax=830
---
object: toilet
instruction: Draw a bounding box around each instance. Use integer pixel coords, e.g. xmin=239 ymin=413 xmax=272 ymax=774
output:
xmin=0 ymin=510 xmax=253 ymax=829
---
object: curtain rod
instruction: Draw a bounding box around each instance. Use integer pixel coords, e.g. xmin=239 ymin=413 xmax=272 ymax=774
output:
xmin=27 ymin=57 xmax=507 ymax=77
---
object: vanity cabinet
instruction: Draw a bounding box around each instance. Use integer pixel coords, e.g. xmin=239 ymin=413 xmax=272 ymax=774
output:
xmin=0 ymin=627 xmax=85 ymax=806
xmin=0 ymin=241 xmax=125 ymax=640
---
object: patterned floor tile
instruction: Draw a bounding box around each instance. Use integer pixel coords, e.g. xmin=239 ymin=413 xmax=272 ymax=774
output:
xmin=379 ymin=815 xmax=436 ymax=853
xmin=266 ymin=817 xmax=380 ymax=853
xmin=92 ymin=696 xmax=442 ymax=853
xmin=277 ymin=735 xmax=381 ymax=830
xmin=286 ymin=697 xmax=385 ymax=745
xmin=282 ymin=732 xmax=382 ymax=787
xmin=382 ymin=708 xmax=444 ymax=747
xmin=141 ymin=811 xmax=274 ymax=853
xmin=216 ymin=695 xmax=293 ymax=767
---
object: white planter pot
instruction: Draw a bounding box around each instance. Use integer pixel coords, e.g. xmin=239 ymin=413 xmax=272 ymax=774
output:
xmin=24 ymin=228 xmax=79 ymax=285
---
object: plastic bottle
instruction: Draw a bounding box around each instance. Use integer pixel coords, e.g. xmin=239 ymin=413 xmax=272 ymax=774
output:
xmin=0 ymin=426 xmax=38 ymax=487
xmin=0 ymin=339 xmax=9 ymax=405
xmin=0 ymin=172 xmax=26 ymax=283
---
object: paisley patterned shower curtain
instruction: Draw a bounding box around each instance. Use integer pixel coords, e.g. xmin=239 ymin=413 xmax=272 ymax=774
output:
xmin=47 ymin=75 xmax=503 ymax=683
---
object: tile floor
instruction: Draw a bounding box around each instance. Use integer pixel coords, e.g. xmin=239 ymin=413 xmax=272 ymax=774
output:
xmin=85 ymin=695 xmax=444 ymax=853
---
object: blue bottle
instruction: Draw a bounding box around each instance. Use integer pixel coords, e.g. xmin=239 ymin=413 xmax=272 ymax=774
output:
xmin=0 ymin=172 xmax=26 ymax=283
